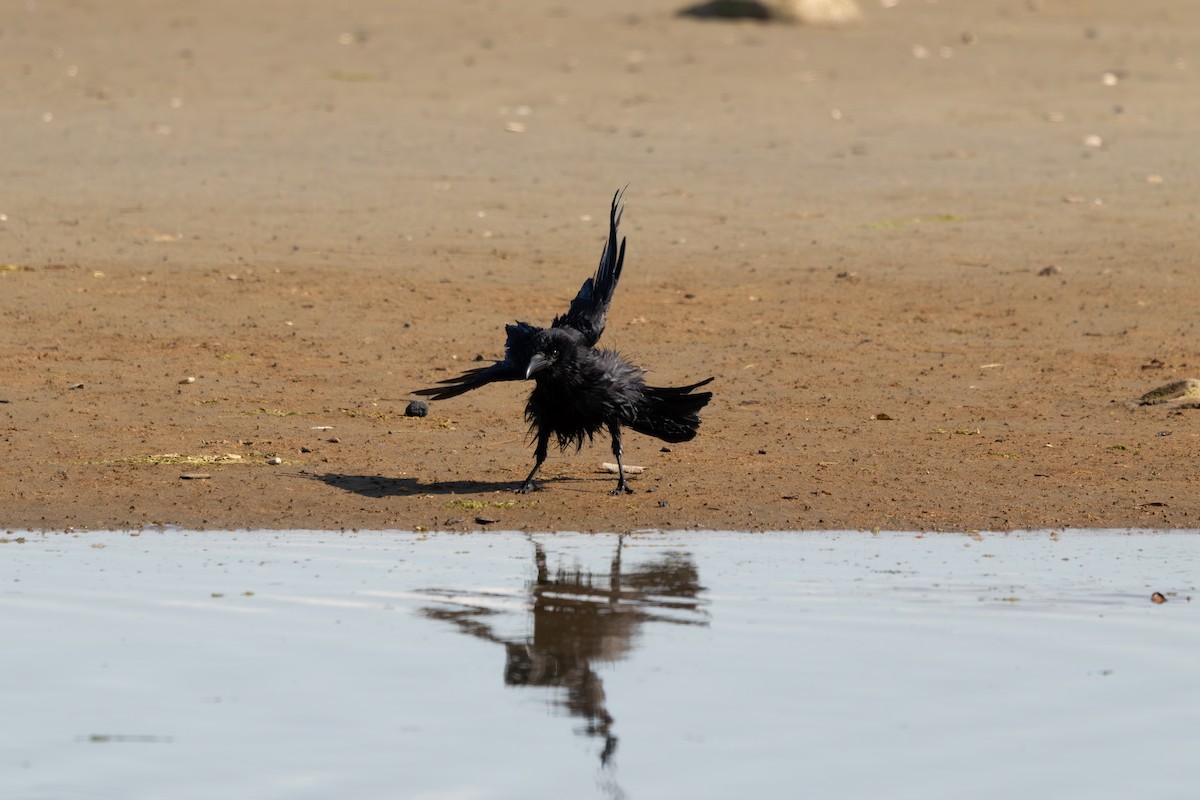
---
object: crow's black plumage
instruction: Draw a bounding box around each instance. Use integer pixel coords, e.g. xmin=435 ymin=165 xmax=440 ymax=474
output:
xmin=413 ymin=189 xmax=714 ymax=494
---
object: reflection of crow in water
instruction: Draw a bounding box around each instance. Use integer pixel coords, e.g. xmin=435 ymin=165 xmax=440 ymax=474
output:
xmin=413 ymin=190 xmax=714 ymax=495
xmin=419 ymin=536 xmax=708 ymax=772
xmin=503 ymin=642 xmax=618 ymax=765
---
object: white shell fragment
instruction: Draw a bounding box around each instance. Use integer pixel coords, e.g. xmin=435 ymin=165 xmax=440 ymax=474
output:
xmin=773 ymin=0 xmax=864 ymax=25
xmin=601 ymin=462 xmax=644 ymax=474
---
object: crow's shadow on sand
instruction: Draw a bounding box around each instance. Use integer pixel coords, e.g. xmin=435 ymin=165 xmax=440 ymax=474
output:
xmin=299 ymin=471 xmax=585 ymax=498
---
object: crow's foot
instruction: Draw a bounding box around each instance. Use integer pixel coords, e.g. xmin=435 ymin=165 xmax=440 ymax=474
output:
xmin=516 ymin=481 xmax=540 ymax=495
xmin=610 ymin=484 xmax=634 ymax=496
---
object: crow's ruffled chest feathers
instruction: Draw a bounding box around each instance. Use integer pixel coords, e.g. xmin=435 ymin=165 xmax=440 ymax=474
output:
xmin=525 ymin=347 xmax=645 ymax=450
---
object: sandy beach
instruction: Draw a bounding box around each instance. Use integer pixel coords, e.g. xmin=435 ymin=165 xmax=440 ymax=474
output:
xmin=3 ymin=0 xmax=1199 ymax=531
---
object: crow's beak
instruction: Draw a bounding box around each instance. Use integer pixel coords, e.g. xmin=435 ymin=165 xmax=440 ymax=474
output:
xmin=525 ymin=353 xmax=549 ymax=380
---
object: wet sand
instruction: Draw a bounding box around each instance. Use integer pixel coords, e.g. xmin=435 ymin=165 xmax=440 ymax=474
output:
xmin=3 ymin=0 xmax=1200 ymax=531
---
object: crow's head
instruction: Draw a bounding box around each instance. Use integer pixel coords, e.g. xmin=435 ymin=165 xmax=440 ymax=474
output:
xmin=525 ymin=328 xmax=585 ymax=379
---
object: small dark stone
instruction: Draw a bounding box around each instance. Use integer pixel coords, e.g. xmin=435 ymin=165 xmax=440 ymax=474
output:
xmin=473 ymin=354 xmax=485 ymax=362
xmin=678 ymin=0 xmax=773 ymax=21
xmin=660 ymin=446 xmax=671 ymax=453
xmin=300 ymin=447 xmax=312 ymax=453
xmin=475 ymin=516 xmax=498 ymax=525
xmin=657 ymin=500 xmax=669 ymax=508
xmin=405 ymin=400 xmax=429 ymax=417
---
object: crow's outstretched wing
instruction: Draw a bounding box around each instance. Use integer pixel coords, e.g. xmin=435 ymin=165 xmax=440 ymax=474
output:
xmin=412 ymin=321 xmax=540 ymax=401
xmin=551 ymin=188 xmax=626 ymax=347
xmin=415 ymin=189 xmax=626 ymax=401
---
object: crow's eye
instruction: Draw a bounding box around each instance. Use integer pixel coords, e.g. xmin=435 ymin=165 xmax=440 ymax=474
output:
xmin=549 ymin=348 xmax=559 ymax=358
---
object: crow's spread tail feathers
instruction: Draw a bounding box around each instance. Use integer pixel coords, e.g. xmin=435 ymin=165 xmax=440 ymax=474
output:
xmin=552 ymin=188 xmax=626 ymax=346
xmin=629 ymin=377 xmax=714 ymax=443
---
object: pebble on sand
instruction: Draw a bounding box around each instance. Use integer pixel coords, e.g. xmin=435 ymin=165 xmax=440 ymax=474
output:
xmin=677 ymin=0 xmax=863 ymax=24
xmin=405 ymin=400 xmax=429 ymax=417
xmin=1138 ymin=379 xmax=1200 ymax=406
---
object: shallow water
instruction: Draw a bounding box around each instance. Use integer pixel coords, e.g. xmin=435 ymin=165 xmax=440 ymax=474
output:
xmin=2 ymin=530 xmax=1198 ymax=800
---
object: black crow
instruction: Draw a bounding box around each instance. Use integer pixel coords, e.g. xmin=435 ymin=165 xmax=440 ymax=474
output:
xmin=413 ymin=189 xmax=714 ymax=495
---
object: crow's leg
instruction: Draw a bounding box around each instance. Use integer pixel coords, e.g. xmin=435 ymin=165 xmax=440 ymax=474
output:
xmin=516 ymin=427 xmax=550 ymax=494
xmin=608 ymin=422 xmax=634 ymax=495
